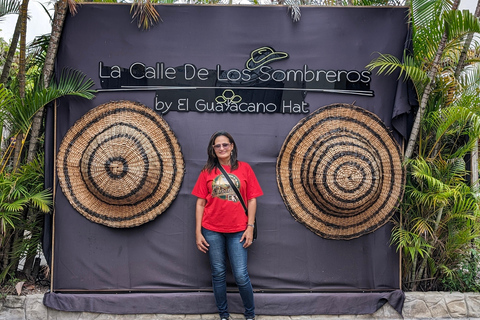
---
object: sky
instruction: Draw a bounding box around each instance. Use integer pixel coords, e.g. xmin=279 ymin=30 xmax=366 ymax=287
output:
xmin=1 ymin=0 xmax=53 ymax=43
xmin=0 ymin=0 xmax=478 ymax=43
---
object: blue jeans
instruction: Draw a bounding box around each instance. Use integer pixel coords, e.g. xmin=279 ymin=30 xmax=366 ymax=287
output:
xmin=202 ymin=228 xmax=255 ymax=319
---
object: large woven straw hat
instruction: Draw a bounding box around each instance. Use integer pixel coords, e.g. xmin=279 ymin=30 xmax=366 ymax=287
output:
xmin=57 ymin=101 xmax=185 ymax=228
xmin=276 ymin=103 xmax=404 ymax=240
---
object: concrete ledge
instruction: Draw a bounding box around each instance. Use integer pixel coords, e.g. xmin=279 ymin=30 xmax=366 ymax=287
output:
xmin=1 ymin=292 xmax=480 ymax=319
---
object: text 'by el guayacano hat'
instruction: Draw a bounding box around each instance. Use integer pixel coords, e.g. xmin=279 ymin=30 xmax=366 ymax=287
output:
xmin=56 ymin=100 xmax=185 ymax=228
xmin=276 ymin=103 xmax=405 ymax=240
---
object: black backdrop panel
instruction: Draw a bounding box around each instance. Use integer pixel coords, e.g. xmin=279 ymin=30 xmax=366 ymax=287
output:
xmin=44 ymin=4 xmax=410 ymax=315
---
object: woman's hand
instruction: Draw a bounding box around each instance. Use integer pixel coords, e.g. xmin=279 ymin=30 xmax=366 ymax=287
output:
xmin=196 ymin=232 xmax=209 ymax=253
xmin=241 ymin=226 xmax=254 ymax=248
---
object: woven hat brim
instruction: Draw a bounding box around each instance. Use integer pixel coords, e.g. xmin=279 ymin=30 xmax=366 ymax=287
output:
xmin=57 ymin=101 xmax=185 ymax=228
xmin=276 ymin=104 xmax=405 ymax=240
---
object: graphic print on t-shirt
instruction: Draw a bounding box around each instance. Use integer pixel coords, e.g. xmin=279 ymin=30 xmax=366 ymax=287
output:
xmin=212 ymin=174 xmax=241 ymax=202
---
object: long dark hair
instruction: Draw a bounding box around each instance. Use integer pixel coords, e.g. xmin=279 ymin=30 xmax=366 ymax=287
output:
xmin=203 ymin=131 xmax=239 ymax=172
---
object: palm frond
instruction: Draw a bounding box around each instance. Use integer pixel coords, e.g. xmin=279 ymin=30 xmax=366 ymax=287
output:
xmin=1 ymin=198 xmax=29 ymax=212
xmin=284 ymin=0 xmax=301 ymax=22
xmin=391 ymin=225 xmax=432 ymax=260
xmin=27 ymin=34 xmax=50 ymax=68
xmin=1 ymin=69 xmax=95 ymax=134
xmin=367 ymin=52 xmax=429 ymax=86
xmin=0 ymin=84 xmax=14 ymax=124
xmin=38 ymin=2 xmax=53 ymax=22
xmin=28 ymin=189 xmax=52 ymax=213
xmin=411 ymin=216 xmax=435 ymax=237
xmin=130 ymin=0 xmax=161 ymax=30
xmin=0 ymin=0 xmax=20 ymax=19
xmin=409 ymin=158 xmax=447 ymax=191
xmin=48 ymin=68 xmax=96 ymax=99
xmin=411 ymin=0 xmax=452 ymax=29
xmin=67 ymin=0 xmax=78 ymax=16
xmin=457 ymin=63 xmax=480 ymax=101
xmin=444 ymin=10 xmax=480 ymax=43
xmin=412 ymin=17 xmax=444 ymax=61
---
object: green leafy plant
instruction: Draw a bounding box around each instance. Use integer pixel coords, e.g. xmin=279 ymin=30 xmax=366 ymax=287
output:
xmin=369 ymin=0 xmax=480 ymax=291
xmin=440 ymin=243 xmax=480 ymax=292
xmin=0 ymin=154 xmax=51 ymax=285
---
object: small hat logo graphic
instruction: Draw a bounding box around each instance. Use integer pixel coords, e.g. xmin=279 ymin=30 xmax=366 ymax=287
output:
xmin=245 ymin=46 xmax=289 ymax=71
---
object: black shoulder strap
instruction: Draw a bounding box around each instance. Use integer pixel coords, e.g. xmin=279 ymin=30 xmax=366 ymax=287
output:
xmin=216 ymin=164 xmax=247 ymax=214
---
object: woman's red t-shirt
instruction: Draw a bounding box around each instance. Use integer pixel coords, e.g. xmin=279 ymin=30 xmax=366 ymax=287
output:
xmin=192 ymin=161 xmax=263 ymax=233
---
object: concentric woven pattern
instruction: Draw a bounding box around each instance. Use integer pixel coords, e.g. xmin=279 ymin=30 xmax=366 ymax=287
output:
xmin=57 ymin=101 xmax=185 ymax=228
xmin=276 ymin=103 xmax=405 ymax=240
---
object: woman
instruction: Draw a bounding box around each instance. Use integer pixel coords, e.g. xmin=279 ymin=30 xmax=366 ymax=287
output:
xmin=192 ymin=131 xmax=263 ymax=320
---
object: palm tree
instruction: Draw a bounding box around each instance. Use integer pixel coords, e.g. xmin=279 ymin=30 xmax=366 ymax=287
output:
xmin=27 ymin=0 xmax=71 ymax=164
xmin=368 ymin=0 xmax=480 ymax=290
xmin=14 ymin=0 xmax=160 ymax=281
xmin=0 ymin=0 xmax=28 ymax=85
xmin=0 ymin=69 xmax=95 ymax=283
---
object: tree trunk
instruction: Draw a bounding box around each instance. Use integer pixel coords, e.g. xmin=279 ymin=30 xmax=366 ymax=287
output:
xmin=22 ymin=0 xmax=70 ymax=278
xmin=26 ymin=0 xmax=69 ymax=163
xmin=14 ymin=0 xmax=30 ymax=278
xmin=472 ymin=140 xmax=479 ymax=192
xmin=12 ymin=133 xmax=23 ymax=171
xmin=17 ymin=0 xmax=28 ymax=99
xmin=404 ymin=0 xmax=460 ymax=159
xmin=43 ymin=0 xmax=68 ymax=88
xmin=0 ymin=0 xmax=27 ymax=85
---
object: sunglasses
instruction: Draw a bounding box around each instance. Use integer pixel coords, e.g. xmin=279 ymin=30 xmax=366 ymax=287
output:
xmin=213 ymin=143 xmax=231 ymax=150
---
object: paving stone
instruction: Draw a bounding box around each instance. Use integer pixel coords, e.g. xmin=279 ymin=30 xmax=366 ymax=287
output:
xmin=153 ymin=315 xmax=186 ymax=320
xmin=402 ymin=297 xmax=431 ymax=319
xmin=113 ymin=314 xmax=138 ymax=320
xmin=445 ymin=292 xmax=468 ymax=318
xmin=0 ymin=307 xmax=25 ymax=320
xmin=422 ymin=291 xmax=449 ymax=318
xmin=290 ymin=316 xmax=342 ymax=319
xmin=25 ymin=294 xmax=48 ymax=320
xmin=47 ymin=308 xmax=82 ymax=320
xmin=4 ymin=295 xmax=25 ymax=308
xmin=71 ymin=312 xmax=104 ymax=320
xmin=141 ymin=315 xmax=181 ymax=320
xmin=466 ymin=293 xmax=480 ymax=318
xmin=364 ymin=302 xmax=402 ymax=319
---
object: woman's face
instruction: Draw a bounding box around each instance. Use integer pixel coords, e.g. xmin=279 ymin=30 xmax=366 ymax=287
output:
xmin=213 ymin=135 xmax=233 ymax=163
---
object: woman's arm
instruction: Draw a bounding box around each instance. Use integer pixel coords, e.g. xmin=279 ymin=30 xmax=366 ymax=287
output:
xmin=241 ymin=198 xmax=256 ymax=248
xmin=195 ymin=198 xmax=209 ymax=253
